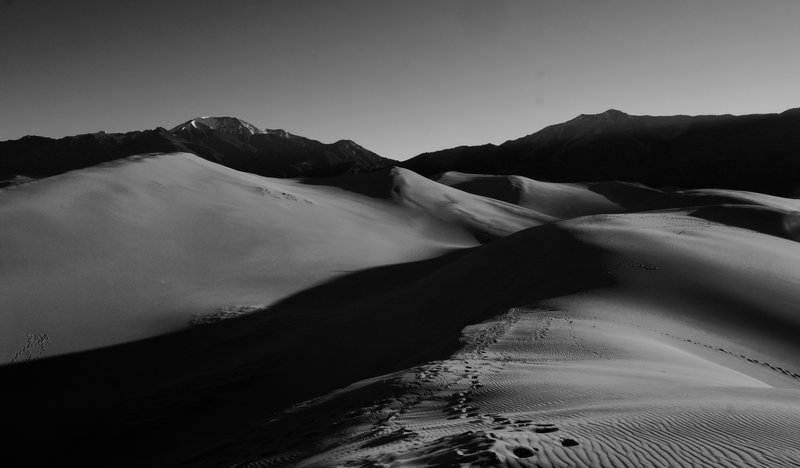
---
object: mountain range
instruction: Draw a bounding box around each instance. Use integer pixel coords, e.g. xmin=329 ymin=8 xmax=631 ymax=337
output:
xmin=0 ymin=116 xmax=394 ymax=187
xmin=3 ymin=109 xmax=800 ymax=195
xmin=402 ymin=108 xmax=800 ymax=197
xmin=3 ymin=109 xmax=800 ymax=467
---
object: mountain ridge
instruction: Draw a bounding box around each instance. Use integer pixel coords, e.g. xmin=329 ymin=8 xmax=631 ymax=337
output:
xmin=170 ymin=116 xmax=263 ymax=136
xmin=402 ymin=107 xmax=800 ymax=197
xmin=0 ymin=118 xmax=395 ymax=185
xmin=4 ymin=108 xmax=800 ymax=196
xmin=3 ymin=110 xmax=800 ymax=467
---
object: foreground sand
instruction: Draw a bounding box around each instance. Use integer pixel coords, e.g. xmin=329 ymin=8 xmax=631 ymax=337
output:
xmin=1 ymin=154 xmax=515 ymax=362
xmin=192 ymin=210 xmax=800 ymax=467
xmin=229 ymin=308 xmax=800 ymax=467
xmin=2 ymin=158 xmax=800 ymax=466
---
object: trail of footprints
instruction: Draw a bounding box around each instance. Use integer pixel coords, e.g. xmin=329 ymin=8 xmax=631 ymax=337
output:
xmin=350 ymin=359 xmax=581 ymax=467
xmin=217 ymin=310 xmax=583 ymax=467
xmin=11 ymin=333 xmax=50 ymax=363
xmin=660 ymin=331 xmax=800 ymax=380
xmin=460 ymin=307 xmax=523 ymax=359
xmin=203 ymin=305 xmax=797 ymax=467
xmin=605 ymin=255 xmax=660 ymax=273
xmin=210 ymin=361 xmax=472 ymax=467
xmin=255 ymin=186 xmax=314 ymax=204
xmin=443 ymin=362 xmax=488 ymax=421
xmin=221 ymin=358 xmax=581 ymax=467
xmin=565 ymin=317 xmax=605 ymax=360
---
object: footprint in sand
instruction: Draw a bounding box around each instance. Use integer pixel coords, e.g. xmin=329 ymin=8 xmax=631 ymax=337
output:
xmin=533 ymin=426 xmax=560 ymax=433
xmin=561 ymin=437 xmax=580 ymax=447
xmin=512 ymin=446 xmax=538 ymax=458
xmin=11 ymin=333 xmax=50 ymax=363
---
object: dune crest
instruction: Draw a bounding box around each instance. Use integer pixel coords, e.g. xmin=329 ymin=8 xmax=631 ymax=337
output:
xmin=436 ymin=171 xmax=660 ymax=218
xmin=3 ymin=154 xmax=800 ymax=467
xmin=0 ymin=153 xmax=480 ymax=362
xmin=219 ymin=206 xmax=800 ymax=467
xmin=390 ymin=168 xmax=555 ymax=240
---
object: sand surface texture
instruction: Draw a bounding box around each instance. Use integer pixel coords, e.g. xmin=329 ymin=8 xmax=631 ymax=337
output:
xmin=2 ymin=155 xmax=799 ymax=467
xmin=0 ymin=154 xmax=486 ymax=362
xmin=201 ymin=211 xmax=800 ymax=467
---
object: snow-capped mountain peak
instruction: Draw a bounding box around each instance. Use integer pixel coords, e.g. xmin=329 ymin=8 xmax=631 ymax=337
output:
xmin=263 ymin=128 xmax=299 ymax=139
xmin=170 ymin=116 xmax=262 ymax=136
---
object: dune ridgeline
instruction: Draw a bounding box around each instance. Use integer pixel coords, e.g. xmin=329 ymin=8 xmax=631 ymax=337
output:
xmin=2 ymin=112 xmax=800 ymax=467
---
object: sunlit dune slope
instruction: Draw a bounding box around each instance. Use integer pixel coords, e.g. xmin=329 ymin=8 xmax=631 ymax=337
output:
xmin=262 ymin=203 xmax=800 ymax=380
xmin=4 ymin=162 xmax=800 ymax=466
xmin=306 ymin=167 xmax=556 ymax=241
xmin=436 ymin=171 xmax=660 ymax=218
xmin=235 ymin=203 xmax=800 ymax=467
xmin=7 ymin=194 xmax=800 ymax=466
xmin=0 ymin=153 xmax=487 ymax=362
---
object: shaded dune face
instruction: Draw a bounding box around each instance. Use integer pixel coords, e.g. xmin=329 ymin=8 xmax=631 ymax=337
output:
xmin=305 ymin=167 xmax=557 ymax=242
xmin=2 ymin=156 xmax=637 ymax=364
xmin=2 ymin=222 xmax=612 ymax=467
xmin=0 ymin=154 xmax=483 ymax=363
xmin=207 ymin=208 xmax=800 ymax=467
xmin=3 ymin=155 xmax=800 ymax=466
xmin=435 ymin=171 xmax=660 ymax=218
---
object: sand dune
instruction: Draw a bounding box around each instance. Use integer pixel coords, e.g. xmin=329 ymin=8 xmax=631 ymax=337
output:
xmin=252 ymin=309 xmax=799 ymax=467
xmin=3 ymin=162 xmax=800 ymax=466
xmin=207 ymin=206 xmax=800 ymax=467
xmin=307 ymin=167 xmax=556 ymax=241
xmin=0 ymin=153 xmax=483 ymax=362
xmin=0 ymin=156 xmax=571 ymax=363
xmin=436 ymin=171 xmax=660 ymax=218
xmin=679 ymin=188 xmax=800 ymax=211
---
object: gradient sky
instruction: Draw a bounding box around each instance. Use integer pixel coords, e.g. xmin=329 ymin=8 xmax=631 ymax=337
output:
xmin=2 ymin=0 xmax=800 ymax=160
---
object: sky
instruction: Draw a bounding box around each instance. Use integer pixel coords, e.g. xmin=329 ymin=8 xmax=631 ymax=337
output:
xmin=2 ymin=0 xmax=800 ymax=160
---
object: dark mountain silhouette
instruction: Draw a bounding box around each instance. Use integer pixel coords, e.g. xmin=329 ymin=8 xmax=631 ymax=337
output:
xmin=0 ymin=117 xmax=394 ymax=185
xmin=0 ymin=128 xmax=187 ymax=187
xmin=401 ymin=108 xmax=800 ymax=197
xmin=5 ymin=110 xmax=800 ymax=196
xmin=169 ymin=117 xmax=394 ymax=178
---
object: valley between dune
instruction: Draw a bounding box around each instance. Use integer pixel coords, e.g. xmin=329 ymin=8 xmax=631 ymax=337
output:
xmin=2 ymin=152 xmax=800 ymax=467
xmin=224 ymin=306 xmax=800 ymax=467
xmin=190 ymin=212 xmax=800 ymax=468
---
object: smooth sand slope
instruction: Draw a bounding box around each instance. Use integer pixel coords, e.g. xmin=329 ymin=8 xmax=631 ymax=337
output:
xmin=0 ymin=157 xmax=572 ymax=363
xmin=3 ymin=164 xmax=800 ymax=467
xmin=307 ymin=167 xmax=558 ymax=241
xmin=0 ymin=154 xmax=483 ymax=362
xmin=0 ymin=157 xmax=580 ymax=362
xmin=436 ymin=171 xmax=660 ymax=218
xmin=204 ymin=206 xmax=800 ymax=467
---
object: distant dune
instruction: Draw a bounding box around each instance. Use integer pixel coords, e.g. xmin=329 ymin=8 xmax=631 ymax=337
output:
xmin=3 ymin=113 xmax=800 ymax=466
xmin=0 ymin=153 xmax=475 ymax=362
xmin=436 ymin=171 xmax=659 ymax=218
xmin=310 ymin=167 xmax=558 ymax=241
